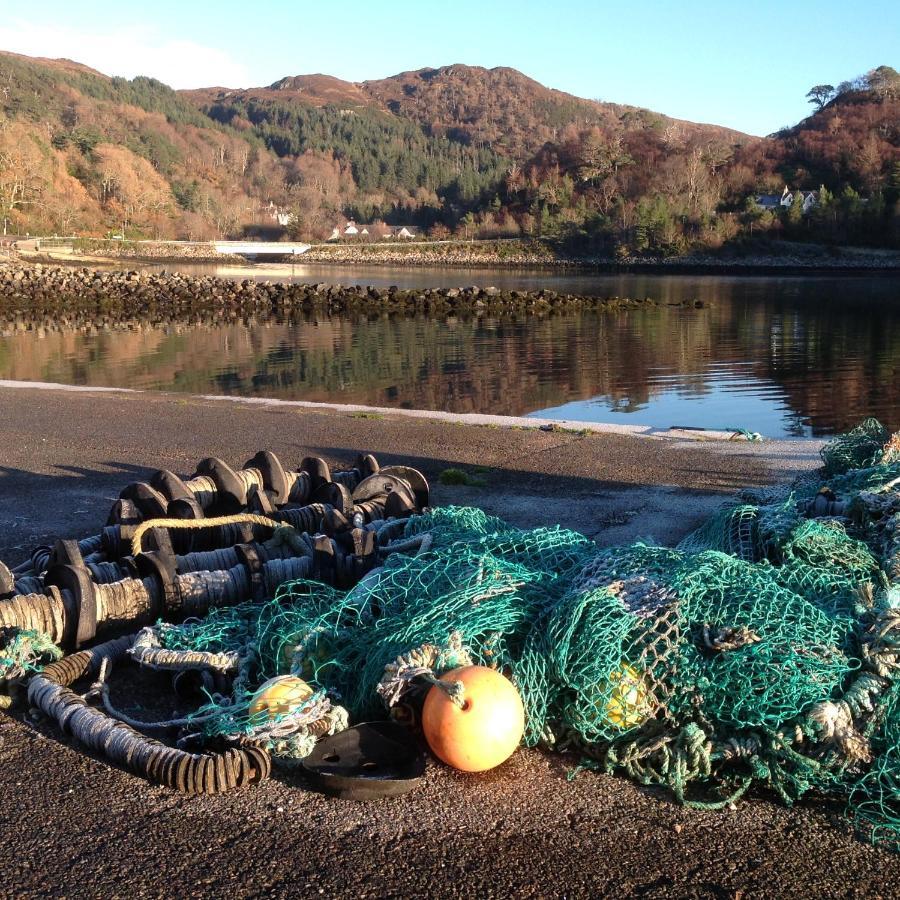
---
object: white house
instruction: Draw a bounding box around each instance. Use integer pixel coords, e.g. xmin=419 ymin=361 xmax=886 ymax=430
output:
xmin=327 ymin=221 xmax=363 ymax=241
xmin=327 ymin=221 xmax=422 ymax=241
xmin=381 ymin=226 xmax=419 ymax=239
xmin=753 ymin=187 xmax=818 ymax=215
xmin=263 ymin=201 xmax=294 ymax=227
xmin=799 ymin=191 xmax=819 ymax=213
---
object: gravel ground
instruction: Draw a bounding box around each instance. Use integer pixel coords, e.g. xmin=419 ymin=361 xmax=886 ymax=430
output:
xmin=0 ymin=384 xmax=896 ymax=899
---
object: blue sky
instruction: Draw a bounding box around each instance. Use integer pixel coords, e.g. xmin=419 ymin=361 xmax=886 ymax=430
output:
xmin=1 ymin=1 xmax=897 ymax=135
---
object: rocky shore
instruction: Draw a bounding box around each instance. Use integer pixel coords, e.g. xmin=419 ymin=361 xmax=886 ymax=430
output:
xmin=301 ymin=239 xmax=560 ymax=266
xmin=0 ymin=263 xmax=689 ymax=325
xmin=303 ymin=240 xmax=900 ymax=271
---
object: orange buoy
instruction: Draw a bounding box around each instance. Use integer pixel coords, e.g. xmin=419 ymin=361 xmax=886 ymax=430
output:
xmin=421 ymin=665 xmax=524 ymax=772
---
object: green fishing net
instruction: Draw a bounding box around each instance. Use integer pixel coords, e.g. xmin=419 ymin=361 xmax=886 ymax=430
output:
xmin=0 ymin=628 xmax=62 ymax=681
xmin=820 ymin=417 xmax=890 ymax=475
xmin=124 ymin=423 xmax=900 ymax=846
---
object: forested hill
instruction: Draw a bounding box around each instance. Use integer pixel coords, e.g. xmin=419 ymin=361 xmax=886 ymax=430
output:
xmin=756 ymin=68 xmax=899 ymax=193
xmin=0 ymin=49 xmax=271 ymax=239
xmin=0 ymin=49 xmax=897 ymax=251
xmin=361 ymin=65 xmax=747 ymax=157
xmin=193 ymin=64 xmax=747 ymax=160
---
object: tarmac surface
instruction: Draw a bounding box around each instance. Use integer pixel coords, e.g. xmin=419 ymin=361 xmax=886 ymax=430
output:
xmin=0 ymin=384 xmax=897 ymax=898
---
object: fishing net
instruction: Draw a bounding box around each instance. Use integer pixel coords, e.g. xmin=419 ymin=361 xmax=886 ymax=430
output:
xmin=820 ymin=417 xmax=890 ymax=475
xmin=0 ymin=628 xmax=62 ymax=681
xmin=16 ymin=422 xmax=900 ymax=844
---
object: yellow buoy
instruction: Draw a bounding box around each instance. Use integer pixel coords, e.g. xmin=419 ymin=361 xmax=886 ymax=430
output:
xmin=248 ymin=675 xmax=314 ymax=721
xmin=601 ymin=664 xmax=652 ymax=730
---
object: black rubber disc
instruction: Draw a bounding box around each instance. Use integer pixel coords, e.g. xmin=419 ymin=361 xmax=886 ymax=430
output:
xmin=300 ymin=721 xmax=426 ymax=800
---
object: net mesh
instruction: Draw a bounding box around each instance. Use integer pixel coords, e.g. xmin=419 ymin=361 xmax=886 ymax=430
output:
xmin=820 ymin=418 xmax=890 ymax=475
xmin=64 ymin=424 xmax=900 ymax=844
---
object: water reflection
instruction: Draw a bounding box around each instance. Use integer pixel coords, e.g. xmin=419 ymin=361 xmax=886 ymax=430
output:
xmin=1 ymin=272 xmax=898 ymax=437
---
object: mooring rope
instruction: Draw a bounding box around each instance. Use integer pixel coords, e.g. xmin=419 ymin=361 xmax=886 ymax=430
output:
xmin=130 ymin=514 xmax=286 ymax=557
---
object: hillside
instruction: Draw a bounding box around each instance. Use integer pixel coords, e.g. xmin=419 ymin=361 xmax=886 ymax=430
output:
xmin=0 ymin=50 xmax=279 ymax=240
xmin=361 ymin=64 xmax=747 ymax=158
xmin=731 ymin=67 xmax=900 ymax=247
xmin=0 ymin=50 xmax=896 ymax=251
xmin=186 ymin=74 xmax=377 ymax=109
xmin=192 ymin=77 xmax=508 ymax=230
xmin=187 ymin=63 xmax=758 ymax=242
xmin=192 ymin=64 xmax=749 ymax=168
xmin=749 ymin=72 xmax=899 ymax=192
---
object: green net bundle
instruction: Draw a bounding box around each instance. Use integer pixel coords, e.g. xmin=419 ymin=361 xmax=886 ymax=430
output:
xmin=820 ymin=418 xmax=891 ymax=475
xmin=0 ymin=628 xmax=62 ymax=681
xmin=143 ymin=421 xmax=900 ymax=845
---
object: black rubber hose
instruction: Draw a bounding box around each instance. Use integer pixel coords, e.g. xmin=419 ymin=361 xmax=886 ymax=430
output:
xmin=27 ymin=634 xmax=271 ymax=795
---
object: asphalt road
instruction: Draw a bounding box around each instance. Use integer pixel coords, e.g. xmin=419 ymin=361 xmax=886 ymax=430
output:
xmin=1 ymin=384 xmax=896 ymax=899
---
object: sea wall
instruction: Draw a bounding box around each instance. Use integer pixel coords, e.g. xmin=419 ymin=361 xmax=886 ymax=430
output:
xmin=16 ymin=237 xmax=900 ymax=271
xmin=302 ymin=240 xmax=900 ymax=270
xmin=62 ymin=239 xmax=242 ymax=263
xmin=0 ymin=263 xmax=683 ymax=326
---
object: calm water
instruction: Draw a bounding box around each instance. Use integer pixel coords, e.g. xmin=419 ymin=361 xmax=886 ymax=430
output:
xmin=1 ymin=264 xmax=898 ymax=438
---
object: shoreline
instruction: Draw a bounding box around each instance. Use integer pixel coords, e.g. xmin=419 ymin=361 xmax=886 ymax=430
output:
xmin=22 ymin=250 xmax=900 ymax=278
xmin=0 ymin=378 xmax=787 ymax=444
xmin=298 ymin=246 xmax=900 ymax=274
xmin=15 ymin=238 xmax=900 ymax=274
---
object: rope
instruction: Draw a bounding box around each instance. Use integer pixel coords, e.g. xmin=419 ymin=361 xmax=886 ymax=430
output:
xmin=700 ymin=624 xmax=762 ymax=652
xmin=0 ymin=627 xmax=62 ymax=680
xmin=130 ymin=626 xmax=240 ymax=674
xmin=725 ymin=427 xmax=764 ymax=443
xmin=382 ymin=533 xmax=434 ymax=557
xmin=90 ymin=656 xmax=225 ymax=731
xmin=377 ymin=632 xmax=473 ymax=710
xmin=130 ymin=514 xmax=286 ymax=557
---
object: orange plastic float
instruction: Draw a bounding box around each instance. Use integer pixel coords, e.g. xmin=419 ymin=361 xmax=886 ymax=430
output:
xmin=421 ymin=665 xmax=525 ymax=772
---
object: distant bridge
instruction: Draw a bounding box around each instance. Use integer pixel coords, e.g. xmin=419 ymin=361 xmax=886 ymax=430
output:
xmin=213 ymin=241 xmax=311 ymax=258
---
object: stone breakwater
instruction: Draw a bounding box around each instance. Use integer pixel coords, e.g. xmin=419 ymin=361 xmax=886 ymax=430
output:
xmin=0 ymin=264 xmax=693 ymax=326
xmin=300 ymin=240 xmax=559 ymax=267
xmin=70 ymin=239 xmax=243 ymax=263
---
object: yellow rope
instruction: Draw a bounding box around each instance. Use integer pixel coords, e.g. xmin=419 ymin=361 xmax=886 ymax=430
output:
xmin=130 ymin=514 xmax=285 ymax=557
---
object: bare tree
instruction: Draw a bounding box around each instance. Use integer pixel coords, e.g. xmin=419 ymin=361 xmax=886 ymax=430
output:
xmin=0 ymin=127 xmax=48 ymax=227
